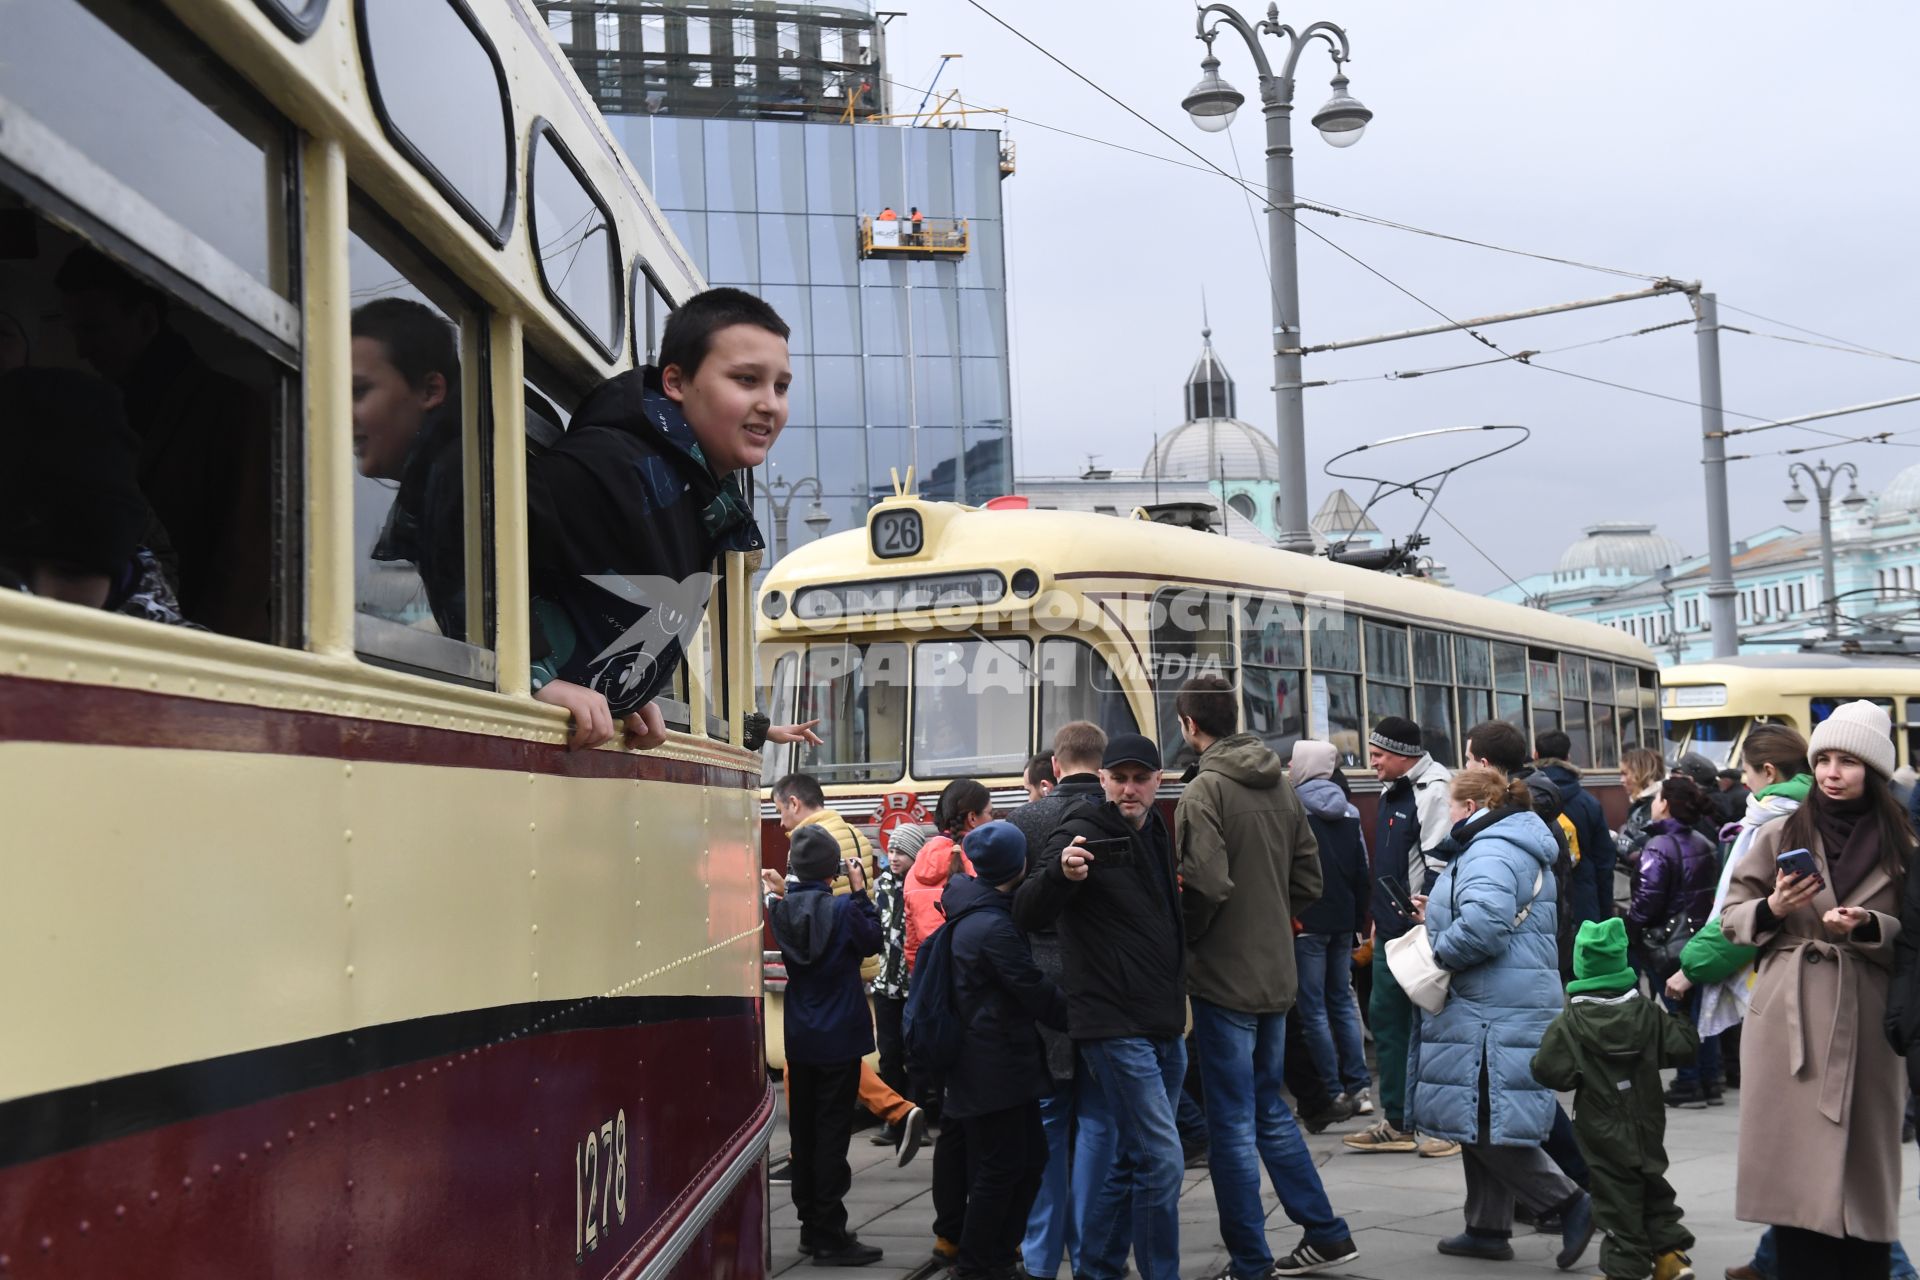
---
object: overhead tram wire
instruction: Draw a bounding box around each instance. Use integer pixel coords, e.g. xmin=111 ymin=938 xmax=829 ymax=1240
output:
xmin=950 ymin=0 xmax=1918 ymax=456
xmin=1717 ymin=301 xmax=1915 ymax=363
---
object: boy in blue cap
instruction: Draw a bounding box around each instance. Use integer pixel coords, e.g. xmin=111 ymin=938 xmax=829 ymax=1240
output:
xmin=945 ymin=820 xmax=1069 ymax=1280
xmin=1532 ymin=917 xmax=1699 ymax=1280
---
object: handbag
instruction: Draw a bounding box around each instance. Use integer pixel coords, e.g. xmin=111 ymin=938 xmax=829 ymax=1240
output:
xmin=1639 ymin=906 xmax=1697 ymax=979
xmin=1384 ymin=866 xmax=1546 ymax=1016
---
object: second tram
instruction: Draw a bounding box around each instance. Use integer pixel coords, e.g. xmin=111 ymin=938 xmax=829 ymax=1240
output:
xmin=1660 ymin=651 xmax=1920 ymax=769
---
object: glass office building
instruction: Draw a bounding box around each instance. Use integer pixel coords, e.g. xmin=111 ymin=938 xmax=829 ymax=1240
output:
xmin=602 ymin=114 xmax=1014 ymax=560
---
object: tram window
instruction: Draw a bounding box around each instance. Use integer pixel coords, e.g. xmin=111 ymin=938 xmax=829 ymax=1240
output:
xmin=1459 ymin=689 xmax=1492 ymax=737
xmin=530 ymin=127 xmax=622 ymax=359
xmin=1592 ymin=700 xmax=1619 ymax=769
xmin=631 ymin=258 xmax=675 ymax=366
xmin=1364 ymin=622 xmax=1411 ymax=748
xmin=1312 ymin=673 xmax=1364 ymax=768
xmin=1455 ymin=636 xmax=1493 ymax=690
xmin=1153 ymin=589 xmax=1237 ymax=769
xmin=1308 ymin=605 xmax=1361 ymax=673
xmin=1240 ymin=597 xmax=1304 ymax=757
xmin=1564 ymin=701 xmax=1591 ymax=769
xmin=913 ymin=637 xmax=1031 ymax=779
xmin=1415 ymin=684 xmax=1457 ymax=768
xmin=1530 ymin=651 xmax=1562 ymax=739
xmin=0 ymin=202 xmax=283 ymax=641
xmin=1682 ymin=717 xmax=1747 ymax=768
xmin=1619 ymin=706 xmax=1641 ymax=757
xmin=797 ymin=641 xmax=905 ymax=785
xmin=1492 ymin=641 xmax=1528 ymax=693
xmin=1590 ymin=661 xmax=1615 ymax=706
xmin=356 ymin=0 xmax=512 ymax=243
xmin=759 ymin=650 xmax=798 ymax=785
xmin=1812 ymin=697 xmax=1895 ymax=735
xmin=348 ymin=200 xmax=493 ymax=683
xmin=1614 ymin=664 xmax=1639 ymax=708
xmin=1497 ymin=692 xmax=1528 ymax=736
xmin=3 ymin=0 xmax=291 ymax=301
xmin=1907 ymin=700 xmax=1920 ymax=771
xmin=1640 ymin=673 xmax=1661 ymax=750
xmin=1038 ymin=638 xmax=1140 ymax=744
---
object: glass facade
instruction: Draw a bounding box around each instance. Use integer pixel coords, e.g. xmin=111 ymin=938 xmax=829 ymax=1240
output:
xmin=604 ymin=114 xmax=1014 ymax=560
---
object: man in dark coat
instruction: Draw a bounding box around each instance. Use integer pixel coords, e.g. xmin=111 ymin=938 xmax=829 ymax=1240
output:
xmin=524 ymin=288 xmax=785 ymax=750
xmin=1001 ymin=720 xmax=1113 ymax=1280
xmin=1535 ymin=729 xmax=1613 ymax=930
xmin=1533 ymin=919 xmax=1699 ymax=1280
xmin=1014 ymin=733 xmax=1185 ymax=1280
xmin=944 ymin=821 xmax=1069 ymax=1280
xmin=762 ymin=826 xmax=885 ymax=1268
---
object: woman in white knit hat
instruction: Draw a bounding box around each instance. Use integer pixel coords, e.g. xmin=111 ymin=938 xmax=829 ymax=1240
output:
xmin=1721 ymin=700 xmax=1915 ymax=1280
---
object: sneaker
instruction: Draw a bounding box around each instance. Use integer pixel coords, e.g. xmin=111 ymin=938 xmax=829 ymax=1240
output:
xmin=1300 ymin=1094 xmax=1357 ymax=1135
xmin=1703 ymin=1084 xmax=1726 ymax=1108
xmin=897 ymin=1106 xmax=929 ymax=1167
xmin=1437 ymin=1232 xmax=1514 ymax=1261
xmin=1556 ymin=1192 xmax=1595 ymax=1270
xmin=1416 ymin=1134 xmax=1462 ymax=1159
xmin=1663 ymin=1082 xmax=1707 ymax=1109
xmin=1184 ymin=1141 xmax=1210 ymax=1168
xmin=869 ymin=1125 xmax=899 ymax=1146
xmin=1342 ymin=1120 xmax=1416 ymax=1152
xmin=1723 ymin=1268 xmax=1763 ymax=1280
xmin=1271 ymin=1238 xmax=1360 ymax=1275
xmin=811 ymin=1237 xmax=883 ymax=1267
xmin=932 ymin=1237 xmax=959 ymax=1264
xmin=1351 ymin=1087 xmax=1374 ymax=1116
xmin=768 ymin=1155 xmax=793 ymax=1184
xmin=1654 ymin=1250 xmax=1697 ymax=1280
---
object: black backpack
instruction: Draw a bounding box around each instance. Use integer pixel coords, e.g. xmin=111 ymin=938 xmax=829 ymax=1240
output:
xmin=902 ymin=917 xmax=965 ymax=1074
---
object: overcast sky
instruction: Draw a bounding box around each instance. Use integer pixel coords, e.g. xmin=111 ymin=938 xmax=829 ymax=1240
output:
xmin=880 ymin=1 xmax=1920 ymax=593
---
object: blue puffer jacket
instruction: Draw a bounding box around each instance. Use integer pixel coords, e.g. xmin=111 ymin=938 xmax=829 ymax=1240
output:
xmin=1407 ymin=807 xmax=1562 ymax=1147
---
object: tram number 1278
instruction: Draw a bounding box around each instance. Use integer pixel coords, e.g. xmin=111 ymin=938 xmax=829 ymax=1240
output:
xmin=576 ymin=1110 xmax=629 ymax=1261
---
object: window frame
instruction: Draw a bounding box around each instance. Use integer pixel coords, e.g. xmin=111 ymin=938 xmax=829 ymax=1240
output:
xmin=527 ymin=119 xmax=624 ymax=361
xmin=253 ymin=0 xmax=327 ymax=40
xmin=909 ymin=635 xmax=1034 ymax=781
xmin=795 ymin=640 xmax=908 ymax=787
xmin=630 ymin=255 xmax=676 ymax=366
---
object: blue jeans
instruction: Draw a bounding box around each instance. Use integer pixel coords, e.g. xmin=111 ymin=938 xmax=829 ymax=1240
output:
xmin=1753 ymin=1227 xmax=1916 ymax=1278
xmin=1190 ymin=997 xmax=1352 ymax=1278
xmin=1293 ymin=932 xmax=1371 ymax=1097
xmin=1021 ymin=1062 xmax=1119 ymax=1279
xmin=1078 ymin=1036 xmax=1187 ymax=1280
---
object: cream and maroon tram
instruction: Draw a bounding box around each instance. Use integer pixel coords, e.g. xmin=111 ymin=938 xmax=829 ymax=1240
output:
xmin=0 ymin=0 xmax=768 ymax=1275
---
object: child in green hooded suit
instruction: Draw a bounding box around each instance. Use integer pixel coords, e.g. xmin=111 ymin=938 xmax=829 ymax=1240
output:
xmin=1533 ymin=918 xmax=1701 ymax=1280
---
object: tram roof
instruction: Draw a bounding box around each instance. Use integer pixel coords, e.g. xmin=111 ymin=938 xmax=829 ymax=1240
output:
xmin=760 ymin=499 xmax=1658 ymax=665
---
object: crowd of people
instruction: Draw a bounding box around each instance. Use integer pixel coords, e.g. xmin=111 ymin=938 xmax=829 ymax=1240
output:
xmin=762 ymin=690 xmax=1920 ymax=1280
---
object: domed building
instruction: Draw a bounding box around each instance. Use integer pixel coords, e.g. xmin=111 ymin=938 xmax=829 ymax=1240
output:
xmin=1014 ymin=328 xmax=1387 ymax=553
xmin=1486 ymin=467 xmax=1920 ymax=664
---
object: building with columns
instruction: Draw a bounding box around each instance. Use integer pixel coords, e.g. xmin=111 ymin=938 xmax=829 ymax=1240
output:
xmin=1486 ymin=464 xmax=1920 ymax=662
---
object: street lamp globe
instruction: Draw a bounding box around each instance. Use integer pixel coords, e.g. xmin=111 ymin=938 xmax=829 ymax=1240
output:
xmin=1842 ymin=484 xmax=1868 ymax=509
xmin=1183 ymin=55 xmax=1243 ymax=133
xmin=1783 ymin=484 xmax=1808 ymax=513
xmin=1310 ymin=72 xmax=1371 ymax=147
xmin=803 ymin=502 xmax=833 ymax=539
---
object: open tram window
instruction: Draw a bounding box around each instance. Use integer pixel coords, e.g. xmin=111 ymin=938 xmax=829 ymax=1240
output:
xmin=0 ymin=0 xmax=294 ymax=642
xmin=913 ymin=637 xmax=1031 ymax=780
xmin=347 ymin=198 xmax=494 ymax=685
xmin=1038 ymin=637 xmax=1140 ymax=745
xmin=797 ymin=641 xmax=905 ymax=785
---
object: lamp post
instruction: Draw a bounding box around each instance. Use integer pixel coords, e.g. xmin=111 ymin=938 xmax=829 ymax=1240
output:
xmin=1783 ymin=459 xmax=1866 ymax=639
xmin=1183 ymin=3 xmax=1370 ymax=554
xmin=768 ymin=475 xmax=832 ymax=561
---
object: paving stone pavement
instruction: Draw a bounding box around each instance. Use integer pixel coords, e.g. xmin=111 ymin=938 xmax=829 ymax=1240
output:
xmin=770 ymin=1090 xmax=1920 ymax=1280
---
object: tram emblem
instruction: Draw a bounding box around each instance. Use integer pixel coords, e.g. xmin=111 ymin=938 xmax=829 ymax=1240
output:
xmin=874 ymin=790 xmax=930 ymax=850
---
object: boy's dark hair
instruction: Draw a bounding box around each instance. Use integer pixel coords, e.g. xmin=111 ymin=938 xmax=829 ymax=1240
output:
xmin=934 ymin=778 xmax=992 ymax=835
xmin=1717 ymin=769 xmax=1741 ymax=784
xmin=352 ymin=297 xmax=459 ymax=392
xmin=1465 ymin=720 xmax=1529 ymax=775
xmin=1025 ymin=753 xmax=1056 ymax=788
xmin=55 ymin=246 xmax=167 ymax=320
xmin=1536 ymin=728 xmax=1572 ymax=762
xmin=658 ymin=287 xmax=789 ymax=378
xmin=772 ymin=772 xmax=825 ymax=811
xmin=1175 ymin=673 xmax=1238 ymax=741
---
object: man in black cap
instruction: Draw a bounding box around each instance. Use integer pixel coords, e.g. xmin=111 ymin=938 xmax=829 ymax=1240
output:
xmin=1014 ymin=732 xmax=1186 ymax=1280
xmin=1345 ymin=715 xmax=1458 ymax=1158
xmin=760 ymin=825 xmax=885 ymax=1268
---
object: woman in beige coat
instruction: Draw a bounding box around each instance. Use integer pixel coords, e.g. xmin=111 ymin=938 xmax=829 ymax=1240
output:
xmin=1721 ymin=700 xmax=1914 ymax=1280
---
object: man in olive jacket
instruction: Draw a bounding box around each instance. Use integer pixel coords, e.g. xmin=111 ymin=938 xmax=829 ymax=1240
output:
xmin=1173 ymin=676 xmax=1358 ymax=1277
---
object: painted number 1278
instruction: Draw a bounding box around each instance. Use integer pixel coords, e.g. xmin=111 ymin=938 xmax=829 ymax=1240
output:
xmin=575 ymin=1110 xmax=628 ymax=1262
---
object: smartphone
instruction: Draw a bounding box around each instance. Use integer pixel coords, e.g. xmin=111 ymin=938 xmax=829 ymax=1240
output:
xmin=1380 ymin=875 xmax=1416 ymax=920
xmin=1775 ymin=847 xmax=1824 ymax=888
xmin=1078 ymin=836 xmax=1135 ymax=868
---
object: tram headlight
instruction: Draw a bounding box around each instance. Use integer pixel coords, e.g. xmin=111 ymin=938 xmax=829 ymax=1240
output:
xmin=761 ymin=590 xmax=788 ymax=620
xmin=1011 ymin=568 xmax=1041 ymax=599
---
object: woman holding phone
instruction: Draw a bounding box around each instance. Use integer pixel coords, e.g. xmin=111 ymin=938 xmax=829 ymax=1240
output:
xmin=1721 ymin=700 xmax=1915 ymax=1279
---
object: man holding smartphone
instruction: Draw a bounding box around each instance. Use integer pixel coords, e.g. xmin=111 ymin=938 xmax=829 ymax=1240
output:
xmin=1014 ymin=733 xmax=1186 ymax=1280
